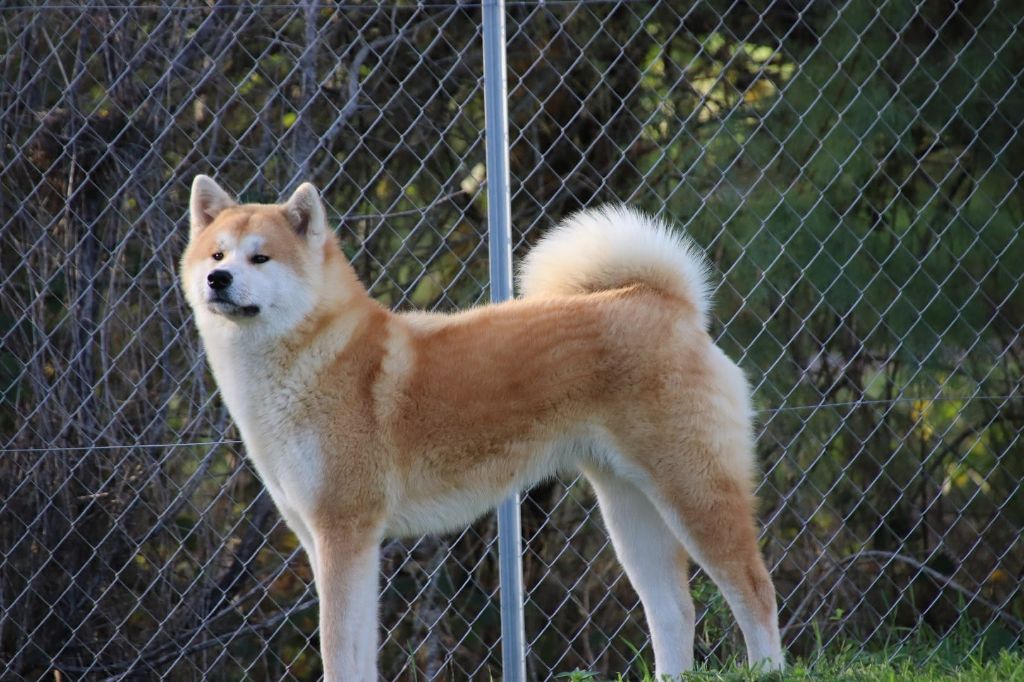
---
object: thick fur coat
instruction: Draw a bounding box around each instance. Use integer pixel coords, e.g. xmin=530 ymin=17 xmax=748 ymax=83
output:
xmin=180 ymin=177 xmax=784 ymax=680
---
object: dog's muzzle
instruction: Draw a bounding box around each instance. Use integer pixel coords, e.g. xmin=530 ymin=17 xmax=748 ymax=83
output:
xmin=205 ymin=270 xmax=259 ymax=317
xmin=207 ymin=293 xmax=260 ymax=318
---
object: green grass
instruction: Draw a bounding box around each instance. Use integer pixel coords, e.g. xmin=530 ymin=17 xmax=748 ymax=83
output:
xmin=556 ymin=648 xmax=1024 ymax=681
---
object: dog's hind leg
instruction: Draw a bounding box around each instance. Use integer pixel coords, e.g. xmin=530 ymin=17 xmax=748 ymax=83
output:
xmin=585 ymin=466 xmax=696 ymax=679
xmin=604 ymin=345 xmax=784 ymax=671
xmin=623 ymin=431 xmax=784 ymax=671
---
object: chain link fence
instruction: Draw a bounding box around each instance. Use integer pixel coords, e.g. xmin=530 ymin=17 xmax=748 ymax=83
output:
xmin=2 ymin=1 xmax=1022 ymax=680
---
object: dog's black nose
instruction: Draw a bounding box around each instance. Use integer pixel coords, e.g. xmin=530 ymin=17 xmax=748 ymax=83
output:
xmin=207 ymin=270 xmax=232 ymax=291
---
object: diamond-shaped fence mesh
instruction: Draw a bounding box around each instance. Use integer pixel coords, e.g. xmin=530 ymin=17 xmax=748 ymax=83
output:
xmin=1 ymin=1 xmax=1021 ymax=680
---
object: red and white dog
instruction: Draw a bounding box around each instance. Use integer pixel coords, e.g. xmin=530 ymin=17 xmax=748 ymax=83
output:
xmin=180 ymin=175 xmax=784 ymax=680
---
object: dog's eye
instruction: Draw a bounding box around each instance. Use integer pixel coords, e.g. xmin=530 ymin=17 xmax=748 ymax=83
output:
xmin=212 ymin=252 xmax=224 ymax=261
xmin=251 ymin=254 xmax=270 ymax=264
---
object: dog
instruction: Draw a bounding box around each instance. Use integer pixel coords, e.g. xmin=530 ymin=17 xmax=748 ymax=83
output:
xmin=180 ymin=175 xmax=784 ymax=680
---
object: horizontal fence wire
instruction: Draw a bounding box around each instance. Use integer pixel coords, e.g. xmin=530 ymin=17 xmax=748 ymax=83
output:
xmin=1 ymin=395 xmax=1020 ymax=451
xmin=1 ymin=0 xmax=1022 ymax=680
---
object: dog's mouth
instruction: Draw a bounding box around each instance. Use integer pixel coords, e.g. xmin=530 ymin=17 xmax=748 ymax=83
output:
xmin=207 ymin=295 xmax=261 ymax=318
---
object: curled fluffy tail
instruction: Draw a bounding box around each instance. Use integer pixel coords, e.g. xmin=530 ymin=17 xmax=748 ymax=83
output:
xmin=517 ymin=205 xmax=712 ymax=327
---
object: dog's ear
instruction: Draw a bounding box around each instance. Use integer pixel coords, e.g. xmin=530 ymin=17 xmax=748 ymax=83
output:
xmin=283 ymin=182 xmax=327 ymax=244
xmin=190 ymin=175 xmax=236 ymax=239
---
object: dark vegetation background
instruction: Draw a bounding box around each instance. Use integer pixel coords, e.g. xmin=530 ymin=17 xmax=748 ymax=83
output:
xmin=1 ymin=1 xmax=1021 ymax=679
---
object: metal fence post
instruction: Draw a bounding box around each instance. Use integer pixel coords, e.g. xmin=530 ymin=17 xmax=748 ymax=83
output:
xmin=482 ymin=0 xmax=527 ymax=680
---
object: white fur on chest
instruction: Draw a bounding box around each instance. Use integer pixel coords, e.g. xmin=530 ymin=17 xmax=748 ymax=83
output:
xmin=203 ymin=336 xmax=325 ymax=517
xmin=244 ymin=428 xmax=323 ymax=515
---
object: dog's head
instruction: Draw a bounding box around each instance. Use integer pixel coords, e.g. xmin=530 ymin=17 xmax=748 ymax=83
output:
xmin=180 ymin=175 xmax=330 ymax=338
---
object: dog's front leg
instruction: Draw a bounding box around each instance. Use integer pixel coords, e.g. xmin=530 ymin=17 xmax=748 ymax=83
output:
xmin=315 ymin=532 xmax=381 ymax=682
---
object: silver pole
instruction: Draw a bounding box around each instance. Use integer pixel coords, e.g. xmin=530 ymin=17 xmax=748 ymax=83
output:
xmin=482 ymin=1 xmax=526 ymax=680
